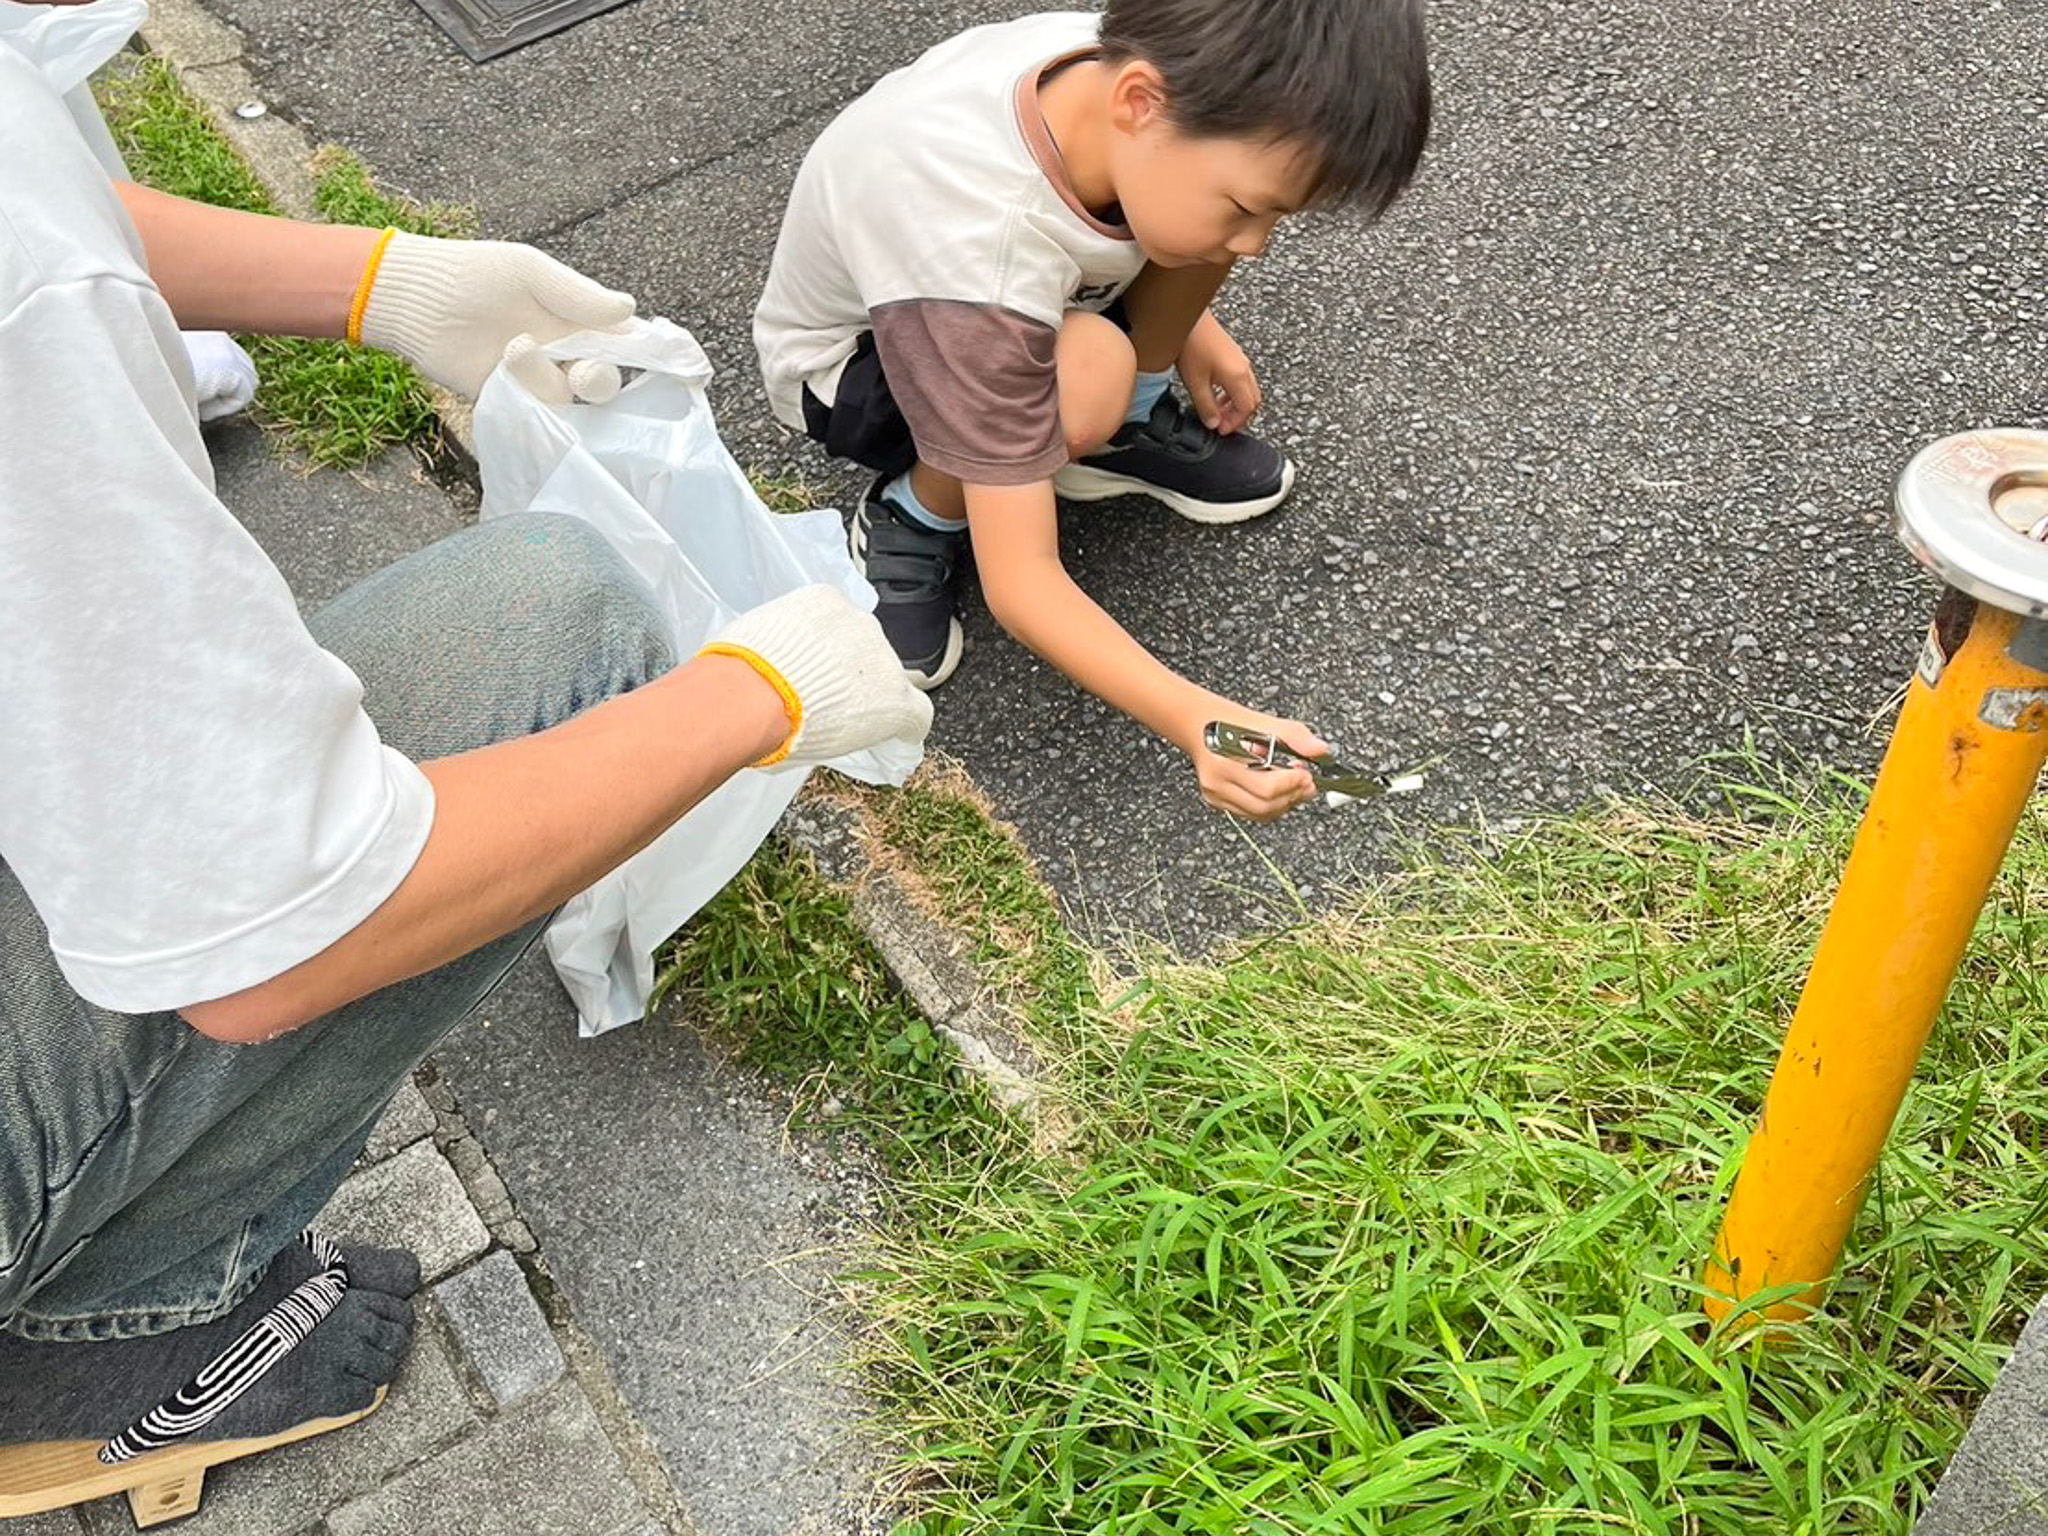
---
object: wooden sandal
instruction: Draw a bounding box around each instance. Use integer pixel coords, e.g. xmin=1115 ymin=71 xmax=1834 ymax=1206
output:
xmin=0 ymin=1231 xmax=383 ymax=1527
xmin=0 ymin=1388 xmax=385 ymax=1527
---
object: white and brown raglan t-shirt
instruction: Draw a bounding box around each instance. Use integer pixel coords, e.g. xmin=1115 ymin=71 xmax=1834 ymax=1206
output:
xmin=753 ymin=10 xmax=1149 ymax=487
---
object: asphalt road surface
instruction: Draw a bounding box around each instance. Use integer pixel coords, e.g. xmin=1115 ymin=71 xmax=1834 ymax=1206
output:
xmin=213 ymin=0 xmax=2048 ymax=948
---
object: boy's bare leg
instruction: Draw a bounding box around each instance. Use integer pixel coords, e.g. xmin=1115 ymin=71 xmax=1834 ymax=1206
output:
xmin=1057 ymin=309 xmax=1143 ymax=451
xmin=905 ymin=463 xmax=967 ymax=522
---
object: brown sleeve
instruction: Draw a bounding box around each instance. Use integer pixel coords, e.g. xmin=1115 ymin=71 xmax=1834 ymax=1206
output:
xmin=869 ymin=299 xmax=1066 ymax=485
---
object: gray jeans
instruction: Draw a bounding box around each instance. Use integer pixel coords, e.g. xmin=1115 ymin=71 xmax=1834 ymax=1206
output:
xmin=0 ymin=512 xmax=674 ymax=1341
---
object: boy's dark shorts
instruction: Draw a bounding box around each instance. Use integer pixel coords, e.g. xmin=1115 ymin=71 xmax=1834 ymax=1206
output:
xmin=800 ymin=301 xmax=1132 ymax=482
xmin=800 ymin=333 xmax=919 ymax=481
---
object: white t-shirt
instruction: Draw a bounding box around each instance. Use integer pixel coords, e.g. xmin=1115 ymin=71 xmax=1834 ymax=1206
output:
xmin=754 ymin=11 xmax=1149 ymax=485
xmin=0 ymin=44 xmax=435 ymax=1013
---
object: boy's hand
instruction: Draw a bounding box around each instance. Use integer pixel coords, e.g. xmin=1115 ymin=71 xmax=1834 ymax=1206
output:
xmin=1186 ymin=708 xmax=1329 ymax=822
xmin=1176 ymin=311 xmax=1261 ymax=435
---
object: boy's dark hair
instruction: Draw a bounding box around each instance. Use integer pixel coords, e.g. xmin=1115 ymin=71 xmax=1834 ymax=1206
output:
xmin=1098 ymin=0 xmax=1431 ymax=215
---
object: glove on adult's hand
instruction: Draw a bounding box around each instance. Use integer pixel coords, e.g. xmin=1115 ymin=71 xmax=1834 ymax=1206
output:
xmin=181 ymin=331 xmax=258 ymax=422
xmin=354 ymin=232 xmax=635 ymax=404
xmin=699 ymin=586 xmax=934 ymax=769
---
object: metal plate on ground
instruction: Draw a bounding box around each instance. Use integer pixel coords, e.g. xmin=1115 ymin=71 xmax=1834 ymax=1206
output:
xmin=412 ymin=0 xmax=640 ymax=61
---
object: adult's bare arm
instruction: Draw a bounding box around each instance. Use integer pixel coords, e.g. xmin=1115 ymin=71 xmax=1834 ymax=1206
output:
xmin=113 ymin=182 xmax=377 ymax=337
xmin=177 ymin=654 xmax=790 ymax=1044
xmin=112 ymin=183 xmax=633 ymax=402
xmin=178 ymin=580 xmax=931 ymax=1044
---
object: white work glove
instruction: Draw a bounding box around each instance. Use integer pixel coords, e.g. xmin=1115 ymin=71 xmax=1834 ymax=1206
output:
xmin=354 ymin=232 xmax=635 ymax=405
xmin=699 ymin=586 xmax=934 ymax=770
xmin=182 ymin=331 xmax=258 ymax=422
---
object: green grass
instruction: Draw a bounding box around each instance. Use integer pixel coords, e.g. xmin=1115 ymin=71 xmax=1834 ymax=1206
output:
xmin=748 ymin=468 xmax=833 ymax=516
xmin=653 ymin=836 xmax=1030 ymax=1177
xmin=662 ymin=770 xmax=2048 ymax=1535
xmin=308 ymin=144 xmax=472 ymax=237
xmin=865 ymin=766 xmax=1100 ymax=1047
xmin=93 ymin=56 xmax=470 ymax=467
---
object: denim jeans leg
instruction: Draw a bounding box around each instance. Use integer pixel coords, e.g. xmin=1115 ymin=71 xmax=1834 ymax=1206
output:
xmin=0 ymin=513 xmax=674 ymax=1338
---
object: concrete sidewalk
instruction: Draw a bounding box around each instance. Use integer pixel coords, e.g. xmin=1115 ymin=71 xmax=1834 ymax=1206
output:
xmin=47 ymin=1074 xmax=659 ymax=1536
xmin=1918 ymin=1296 xmax=2048 ymax=1535
xmin=168 ymin=0 xmax=2048 ymax=948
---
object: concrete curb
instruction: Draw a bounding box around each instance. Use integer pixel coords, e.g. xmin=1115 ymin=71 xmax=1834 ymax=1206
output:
xmin=782 ymin=791 xmax=1058 ymax=1124
xmin=129 ymin=0 xmax=1061 ymax=1133
xmin=135 ymin=0 xmax=318 ymax=217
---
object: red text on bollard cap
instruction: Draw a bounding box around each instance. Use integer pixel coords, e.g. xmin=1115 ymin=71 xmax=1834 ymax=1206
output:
xmin=1896 ymin=428 xmax=2048 ymax=617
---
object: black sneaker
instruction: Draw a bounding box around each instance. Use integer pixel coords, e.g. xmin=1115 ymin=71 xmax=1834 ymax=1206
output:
xmin=848 ymin=479 xmax=966 ymax=690
xmin=1054 ymin=392 xmax=1296 ymax=524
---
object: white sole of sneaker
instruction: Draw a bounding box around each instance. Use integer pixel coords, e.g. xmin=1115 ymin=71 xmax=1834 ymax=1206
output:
xmin=913 ymin=618 xmax=965 ymax=691
xmin=1052 ymin=458 xmax=1297 ymax=524
xmin=849 ymin=513 xmax=965 ymax=690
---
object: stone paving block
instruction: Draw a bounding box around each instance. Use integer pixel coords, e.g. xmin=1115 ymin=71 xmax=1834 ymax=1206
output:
xmin=360 ymin=1080 xmax=437 ymax=1167
xmin=319 ymin=1139 xmax=490 ymax=1285
xmin=1915 ymin=1295 xmax=2048 ymax=1534
xmin=76 ymin=1325 xmax=477 ymax=1536
xmin=432 ymin=1249 xmax=565 ymax=1410
xmin=326 ymin=1382 xmax=649 ymax=1536
xmin=432 ymin=952 xmax=884 ymax=1536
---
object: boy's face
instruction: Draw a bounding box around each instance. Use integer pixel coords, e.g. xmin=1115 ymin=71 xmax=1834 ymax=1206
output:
xmin=1104 ymin=65 xmax=1316 ymax=269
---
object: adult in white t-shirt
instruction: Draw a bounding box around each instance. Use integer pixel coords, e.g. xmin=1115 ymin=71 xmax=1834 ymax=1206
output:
xmin=0 ymin=33 xmax=926 ymax=1515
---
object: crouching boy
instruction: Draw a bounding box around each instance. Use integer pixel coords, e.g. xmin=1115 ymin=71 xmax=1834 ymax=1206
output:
xmin=755 ymin=0 xmax=1429 ymax=819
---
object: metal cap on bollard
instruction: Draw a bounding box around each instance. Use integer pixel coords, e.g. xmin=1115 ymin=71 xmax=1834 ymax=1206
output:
xmin=1896 ymin=428 xmax=2048 ymax=615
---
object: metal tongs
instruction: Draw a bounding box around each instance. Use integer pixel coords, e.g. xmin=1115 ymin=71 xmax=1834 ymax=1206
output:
xmin=1203 ymin=721 xmax=1427 ymax=806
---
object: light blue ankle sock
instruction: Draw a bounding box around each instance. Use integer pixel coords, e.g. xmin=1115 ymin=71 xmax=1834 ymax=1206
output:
xmin=883 ymin=470 xmax=966 ymax=533
xmin=1124 ymin=369 xmax=1173 ymax=425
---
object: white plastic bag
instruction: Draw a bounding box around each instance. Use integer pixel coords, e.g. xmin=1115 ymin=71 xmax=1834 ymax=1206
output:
xmin=473 ymin=317 xmax=922 ymax=1035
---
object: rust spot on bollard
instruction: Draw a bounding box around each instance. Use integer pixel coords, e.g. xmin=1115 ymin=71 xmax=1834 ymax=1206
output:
xmin=1950 ymin=732 xmax=1978 ymax=782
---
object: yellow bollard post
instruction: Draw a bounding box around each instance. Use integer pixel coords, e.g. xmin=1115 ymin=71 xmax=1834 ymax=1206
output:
xmin=1705 ymin=429 xmax=2048 ymax=1328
